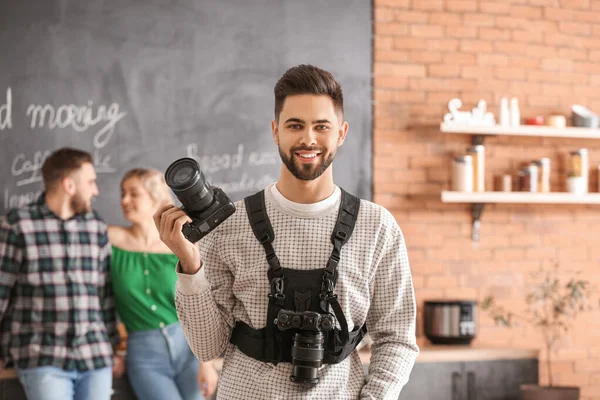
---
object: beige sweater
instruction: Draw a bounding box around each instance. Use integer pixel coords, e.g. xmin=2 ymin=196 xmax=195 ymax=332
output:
xmin=175 ymin=184 xmax=419 ymax=400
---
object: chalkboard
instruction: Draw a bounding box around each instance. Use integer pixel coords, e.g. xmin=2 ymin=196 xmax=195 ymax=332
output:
xmin=0 ymin=0 xmax=372 ymax=225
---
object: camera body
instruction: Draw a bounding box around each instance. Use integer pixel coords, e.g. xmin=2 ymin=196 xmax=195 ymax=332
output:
xmin=181 ymin=187 xmax=236 ymax=243
xmin=165 ymin=157 xmax=236 ymax=243
xmin=276 ymin=309 xmax=335 ymax=332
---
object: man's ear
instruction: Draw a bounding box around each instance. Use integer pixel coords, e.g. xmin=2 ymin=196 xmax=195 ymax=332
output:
xmin=337 ymin=121 xmax=349 ymax=147
xmin=271 ymin=119 xmax=279 ymax=145
xmin=61 ymin=176 xmax=76 ymax=196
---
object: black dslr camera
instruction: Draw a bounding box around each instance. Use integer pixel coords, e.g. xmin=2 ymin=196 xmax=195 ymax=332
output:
xmin=275 ymin=309 xmax=336 ymax=385
xmin=165 ymin=158 xmax=236 ymax=243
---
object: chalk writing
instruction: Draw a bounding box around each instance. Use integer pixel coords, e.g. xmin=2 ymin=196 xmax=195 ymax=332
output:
xmin=0 ymin=87 xmax=12 ymax=130
xmin=26 ymin=101 xmax=126 ymax=148
xmin=4 ymin=188 xmax=43 ymax=209
xmin=186 ymin=143 xmax=244 ymax=173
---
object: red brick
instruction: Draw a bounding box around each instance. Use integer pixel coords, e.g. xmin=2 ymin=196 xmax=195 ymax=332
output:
xmin=428 ymin=64 xmax=461 ymax=77
xmin=446 ymin=0 xmax=478 ymax=11
xmin=393 ymin=10 xmax=429 ymax=23
xmin=375 ymin=36 xmax=394 ymax=50
xmin=479 ymin=2 xmax=510 ymax=14
xmin=376 ymin=22 xmax=410 ymax=36
xmin=410 ymin=24 xmax=444 ymax=38
xmin=408 ymin=51 xmax=443 ymax=63
xmin=544 ymin=7 xmax=572 ymax=21
xmin=461 ymin=66 xmax=495 ymax=79
xmin=509 ymin=56 xmax=540 ymax=69
xmin=495 ymin=67 xmax=526 ymax=80
xmin=427 ymin=39 xmax=460 ymax=51
xmin=428 ymin=12 xmax=461 ymax=26
xmin=462 ymin=13 xmax=496 ymax=27
xmin=545 ymin=33 xmax=586 ymax=48
xmin=493 ymin=41 xmax=529 ymax=54
xmin=512 ymin=29 xmax=543 ymax=43
xmin=559 ymin=21 xmax=592 ymax=35
xmin=495 ymin=16 xmax=528 ymax=29
xmin=541 ymin=58 xmax=574 ymax=72
xmin=590 ymin=50 xmax=600 ymax=62
xmin=479 ymin=28 xmax=511 ymax=41
xmin=409 ymin=77 xmax=477 ymax=91
xmin=542 ymin=83 xmax=573 ymax=96
xmin=374 ymin=74 xmax=409 ymax=89
xmin=374 ymin=7 xmax=394 ymax=22
xmin=460 ymin=40 xmax=494 ymax=53
xmin=412 ymin=0 xmax=444 ymax=11
xmin=477 ymin=54 xmax=508 ymax=66
xmin=374 ymin=50 xmax=409 ymax=63
xmin=560 ymin=0 xmax=591 ymax=8
xmin=393 ymin=36 xmax=428 ymax=49
xmin=511 ymin=5 xmax=543 ymax=19
xmin=443 ymin=53 xmax=477 ymax=65
xmin=445 ymin=26 xmax=478 ymax=38
xmin=574 ymin=61 xmax=600 ymax=73
xmin=558 ymin=48 xmax=588 ymax=61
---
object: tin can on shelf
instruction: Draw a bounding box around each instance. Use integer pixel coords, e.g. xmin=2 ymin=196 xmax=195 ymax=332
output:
xmin=452 ymin=155 xmax=473 ymax=192
xmin=467 ymin=145 xmax=485 ymax=192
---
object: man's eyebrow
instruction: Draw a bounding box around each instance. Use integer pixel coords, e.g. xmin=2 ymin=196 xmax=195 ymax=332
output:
xmin=283 ymin=118 xmax=332 ymax=124
xmin=284 ymin=118 xmax=305 ymax=124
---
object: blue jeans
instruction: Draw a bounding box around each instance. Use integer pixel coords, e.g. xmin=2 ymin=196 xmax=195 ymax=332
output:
xmin=126 ymin=322 xmax=203 ymax=400
xmin=16 ymin=366 xmax=112 ymax=400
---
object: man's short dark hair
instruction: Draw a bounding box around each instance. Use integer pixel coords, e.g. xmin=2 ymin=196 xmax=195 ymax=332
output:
xmin=41 ymin=147 xmax=94 ymax=190
xmin=274 ymin=64 xmax=344 ymax=121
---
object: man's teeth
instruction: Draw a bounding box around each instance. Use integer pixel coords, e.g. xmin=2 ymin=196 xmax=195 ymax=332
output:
xmin=298 ymin=153 xmax=318 ymax=159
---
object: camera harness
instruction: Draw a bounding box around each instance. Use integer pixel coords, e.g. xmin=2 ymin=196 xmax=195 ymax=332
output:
xmin=230 ymin=188 xmax=367 ymax=366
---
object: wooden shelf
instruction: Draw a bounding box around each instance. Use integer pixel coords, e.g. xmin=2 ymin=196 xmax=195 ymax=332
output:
xmin=440 ymin=123 xmax=600 ymax=139
xmin=441 ymin=191 xmax=600 ymax=205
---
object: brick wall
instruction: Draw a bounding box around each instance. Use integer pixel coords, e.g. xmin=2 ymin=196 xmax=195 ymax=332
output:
xmin=372 ymin=0 xmax=600 ymax=398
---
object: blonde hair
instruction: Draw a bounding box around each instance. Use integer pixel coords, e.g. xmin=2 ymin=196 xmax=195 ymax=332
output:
xmin=121 ymin=168 xmax=173 ymax=206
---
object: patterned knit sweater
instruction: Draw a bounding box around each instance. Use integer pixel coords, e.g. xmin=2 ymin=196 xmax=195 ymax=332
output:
xmin=175 ymin=184 xmax=419 ymax=400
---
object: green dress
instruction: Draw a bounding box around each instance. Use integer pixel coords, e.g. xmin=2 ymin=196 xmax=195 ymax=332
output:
xmin=111 ymin=246 xmax=180 ymax=333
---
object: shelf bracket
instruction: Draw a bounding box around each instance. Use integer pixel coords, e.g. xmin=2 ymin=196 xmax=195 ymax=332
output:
xmin=472 ymin=135 xmax=485 ymax=146
xmin=471 ymin=203 xmax=484 ymax=241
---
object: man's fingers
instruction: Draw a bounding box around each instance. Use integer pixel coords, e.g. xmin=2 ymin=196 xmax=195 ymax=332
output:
xmin=160 ymin=207 xmax=185 ymax=234
xmin=153 ymin=204 xmax=174 ymax=232
xmin=173 ymin=214 xmax=192 ymax=233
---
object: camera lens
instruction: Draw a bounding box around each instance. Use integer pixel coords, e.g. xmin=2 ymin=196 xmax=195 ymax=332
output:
xmin=290 ymin=332 xmax=324 ymax=385
xmin=165 ymin=158 xmax=214 ymax=212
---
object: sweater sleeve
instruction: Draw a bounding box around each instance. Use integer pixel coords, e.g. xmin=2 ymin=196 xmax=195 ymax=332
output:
xmin=360 ymin=227 xmax=419 ymax=400
xmin=175 ymin=231 xmax=236 ymax=362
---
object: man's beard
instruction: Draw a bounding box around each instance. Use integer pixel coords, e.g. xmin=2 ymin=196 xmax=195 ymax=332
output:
xmin=70 ymin=193 xmax=91 ymax=215
xmin=279 ymin=145 xmax=335 ymax=181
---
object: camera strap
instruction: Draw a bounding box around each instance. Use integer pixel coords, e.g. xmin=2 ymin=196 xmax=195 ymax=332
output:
xmin=245 ymin=190 xmax=285 ymax=362
xmin=321 ymin=188 xmax=360 ymax=353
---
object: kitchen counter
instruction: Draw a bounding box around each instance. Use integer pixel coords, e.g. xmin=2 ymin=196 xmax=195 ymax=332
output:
xmin=0 ymin=342 xmax=539 ymax=379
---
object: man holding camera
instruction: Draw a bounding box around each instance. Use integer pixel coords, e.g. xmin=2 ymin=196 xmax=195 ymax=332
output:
xmin=155 ymin=65 xmax=419 ymax=399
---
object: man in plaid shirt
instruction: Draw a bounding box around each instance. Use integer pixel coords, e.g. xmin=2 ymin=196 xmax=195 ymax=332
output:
xmin=0 ymin=148 xmax=119 ymax=400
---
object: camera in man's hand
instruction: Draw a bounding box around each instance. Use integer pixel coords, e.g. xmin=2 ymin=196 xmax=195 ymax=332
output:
xmin=165 ymin=157 xmax=236 ymax=243
xmin=275 ymin=309 xmax=335 ymax=385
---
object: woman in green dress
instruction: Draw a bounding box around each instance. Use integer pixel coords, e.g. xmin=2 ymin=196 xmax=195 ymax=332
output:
xmin=108 ymin=168 xmax=218 ymax=400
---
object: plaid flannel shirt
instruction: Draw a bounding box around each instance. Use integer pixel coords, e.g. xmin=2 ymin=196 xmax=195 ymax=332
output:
xmin=0 ymin=194 xmax=118 ymax=371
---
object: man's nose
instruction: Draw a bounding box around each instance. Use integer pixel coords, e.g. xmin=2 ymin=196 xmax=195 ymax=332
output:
xmin=299 ymin=126 xmax=317 ymax=146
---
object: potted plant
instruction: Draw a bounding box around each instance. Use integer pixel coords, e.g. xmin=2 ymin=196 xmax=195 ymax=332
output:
xmin=480 ymin=262 xmax=597 ymax=400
